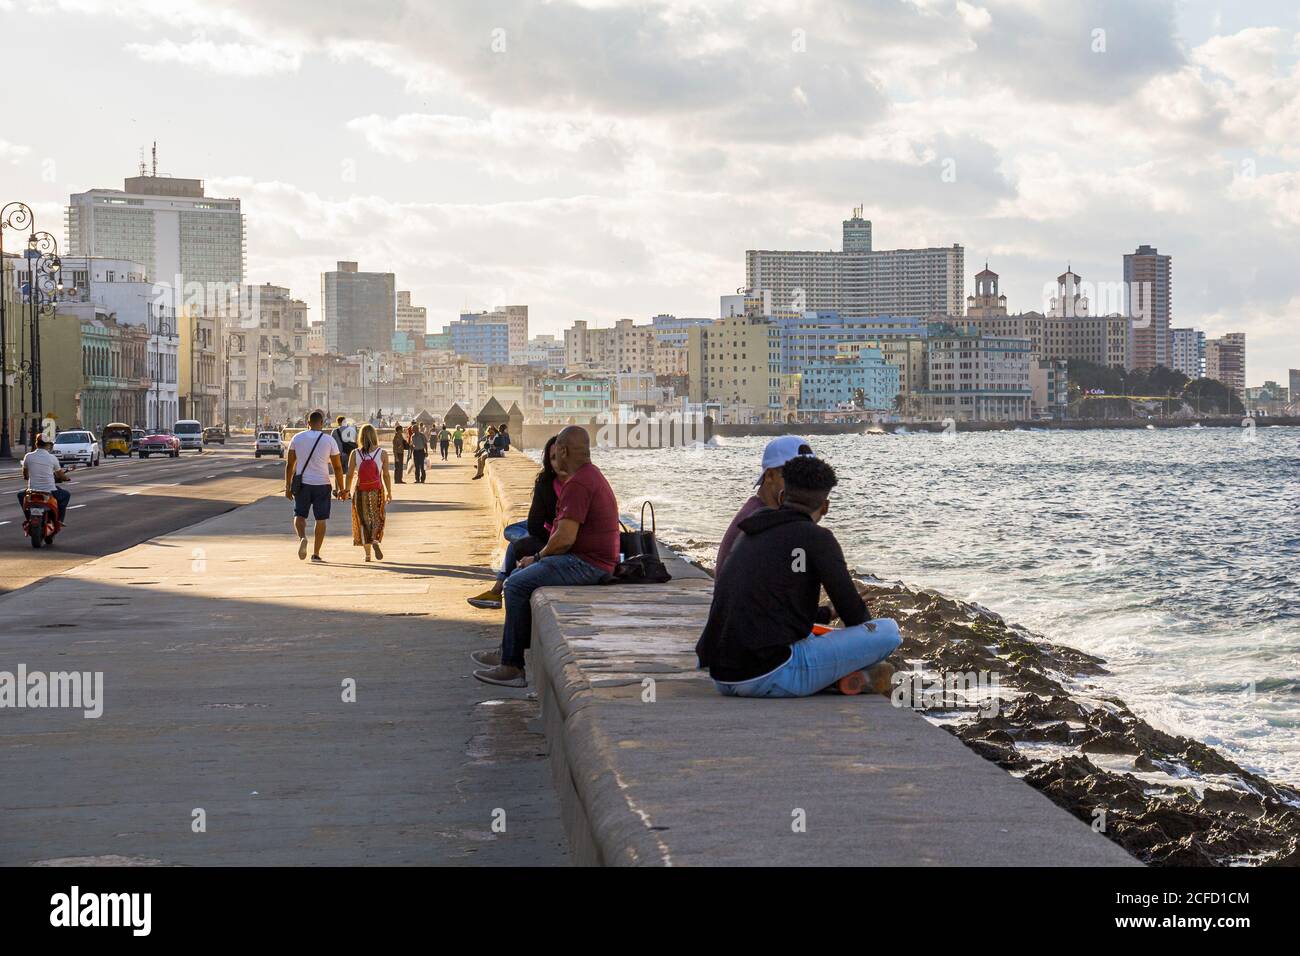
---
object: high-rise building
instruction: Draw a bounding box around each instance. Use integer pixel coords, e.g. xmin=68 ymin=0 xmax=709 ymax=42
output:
xmin=1169 ymin=328 xmax=1206 ymax=380
xmin=321 ymin=261 xmax=395 ymax=354
xmin=1205 ymin=333 xmax=1246 ymax=396
xmin=745 ymin=211 xmax=965 ymax=319
xmin=395 ymin=291 xmax=427 ymax=339
xmin=1290 ymin=369 xmax=1300 ymax=403
xmin=66 ymin=161 xmax=245 ymax=310
xmin=1123 ymin=244 xmax=1172 ymax=371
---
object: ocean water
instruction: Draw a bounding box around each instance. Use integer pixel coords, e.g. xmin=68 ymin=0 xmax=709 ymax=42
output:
xmin=566 ymin=426 xmax=1300 ymax=785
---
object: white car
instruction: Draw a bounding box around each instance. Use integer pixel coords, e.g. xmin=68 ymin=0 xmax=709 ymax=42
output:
xmin=173 ymin=419 xmax=204 ymax=452
xmin=52 ymin=429 xmax=101 ymax=467
xmin=254 ymin=431 xmax=285 ymax=458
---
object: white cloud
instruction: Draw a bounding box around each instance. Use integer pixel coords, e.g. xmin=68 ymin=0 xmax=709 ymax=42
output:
xmin=125 ymin=36 xmax=303 ymax=76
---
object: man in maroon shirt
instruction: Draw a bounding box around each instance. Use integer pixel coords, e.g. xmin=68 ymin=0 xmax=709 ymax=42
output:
xmin=473 ymin=426 xmax=618 ymax=687
xmin=715 ymin=435 xmax=815 ymax=577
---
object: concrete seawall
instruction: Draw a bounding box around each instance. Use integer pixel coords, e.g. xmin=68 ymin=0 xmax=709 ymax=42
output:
xmin=485 ymin=451 xmax=1140 ymax=866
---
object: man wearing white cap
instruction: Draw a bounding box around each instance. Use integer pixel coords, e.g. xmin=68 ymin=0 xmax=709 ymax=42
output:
xmin=714 ymin=435 xmax=814 ymax=577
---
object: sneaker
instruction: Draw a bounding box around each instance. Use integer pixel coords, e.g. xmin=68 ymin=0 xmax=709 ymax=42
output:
xmin=298 ymin=537 xmax=309 ymax=560
xmin=372 ymin=543 xmax=383 ymax=560
xmin=311 ymin=554 xmax=325 ymax=563
xmin=470 ymin=649 xmax=501 ymax=667
xmin=473 ymin=664 xmax=526 ymax=687
xmin=466 ymin=588 xmax=502 ymax=610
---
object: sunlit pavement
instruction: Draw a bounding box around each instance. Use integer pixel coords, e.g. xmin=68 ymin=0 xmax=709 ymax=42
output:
xmin=0 ymin=452 xmax=568 ymax=866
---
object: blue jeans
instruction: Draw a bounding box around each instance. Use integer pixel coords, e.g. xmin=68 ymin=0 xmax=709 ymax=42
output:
xmin=17 ymin=487 xmax=70 ymax=522
xmin=501 ymin=554 xmax=607 ymax=668
xmin=713 ymin=620 xmax=902 ymax=698
xmin=497 ymin=534 xmax=543 ymax=584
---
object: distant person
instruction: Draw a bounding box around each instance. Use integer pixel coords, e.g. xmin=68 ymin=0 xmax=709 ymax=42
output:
xmin=467 ymin=435 xmax=563 ymax=610
xmin=286 ymin=409 xmax=347 ymax=563
xmin=496 ymin=424 xmax=511 ymax=453
xmin=473 ymin=426 xmax=618 ymax=687
xmin=15 ymin=435 xmax=71 ymax=523
xmin=391 ymin=423 xmax=408 ymax=484
xmin=715 ymin=436 xmax=815 ymax=577
xmin=452 ymin=426 xmax=465 ymax=458
xmin=695 ymin=456 xmax=900 ymax=698
xmin=437 ymin=425 xmax=451 ymax=461
xmin=346 ymin=423 xmax=393 ymax=562
xmin=333 ymin=415 xmax=358 ymax=478
xmin=410 ymin=424 xmax=429 ymax=483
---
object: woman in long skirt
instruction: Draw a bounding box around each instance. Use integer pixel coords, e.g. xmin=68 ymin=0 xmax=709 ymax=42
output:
xmin=346 ymin=423 xmax=393 ymax=562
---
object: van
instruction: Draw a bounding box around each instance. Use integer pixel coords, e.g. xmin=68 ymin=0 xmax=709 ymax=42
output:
xmin=174 ymin=419 xmax=204 ymax=452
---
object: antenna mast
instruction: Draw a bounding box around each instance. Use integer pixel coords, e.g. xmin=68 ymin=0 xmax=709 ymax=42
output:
xmin=152 ymin=141 xmax=157 ymax=177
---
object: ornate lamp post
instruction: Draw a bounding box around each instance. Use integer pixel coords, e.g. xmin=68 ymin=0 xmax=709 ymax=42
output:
xmin=22 ymin=227 xmax=63 ymax=445
xmin=0 ymin=202 xmax=61 ymax=457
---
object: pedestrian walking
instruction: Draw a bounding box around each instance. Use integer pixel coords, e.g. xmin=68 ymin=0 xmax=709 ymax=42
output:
xmin=333 ymin=415 xmax=358 ymax=479
xmin=438 ymin=424 xmax=451 ymax=461
xmin=452 ymin=426 xmax=464 ymax=458
xmin=392 ymin=423 xmax=408 ymax=483
xmin=346 ymin=423 xmax=392 ymax=562
xmin=286 ymin=409 xmax=348 ymax=563
xmin=410 ymin=425 xmax=429 ymax=483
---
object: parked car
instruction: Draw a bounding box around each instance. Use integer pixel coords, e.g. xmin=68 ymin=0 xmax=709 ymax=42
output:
xmin=174 ymin=419 xmax=204 ymax=452
xmin=137 ymin=429 xmax=181 ymax=459
xmin=130 ymin=428 xmax=145 ymax=454
xmin=203 ymin=426 xmax=226 ymax=445
xmin=254 ymin=431 xmax=285 ymax=458
xmin=52 ymin=429 xmax=101 ymax=467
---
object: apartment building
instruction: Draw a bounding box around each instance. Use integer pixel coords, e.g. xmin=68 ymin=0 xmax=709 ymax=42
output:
xmin=920 ymin=322 xmax=1033 ymax=422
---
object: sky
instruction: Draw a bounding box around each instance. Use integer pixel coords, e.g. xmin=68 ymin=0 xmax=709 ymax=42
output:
xmin=1 ymin=0 xmax=1298 ymax=386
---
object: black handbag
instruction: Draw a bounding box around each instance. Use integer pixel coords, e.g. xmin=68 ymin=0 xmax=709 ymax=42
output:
xmin=619 ymin=501 xmax=661 ymax=561
xmin=606 ymin=553 xmax=672 ymax=585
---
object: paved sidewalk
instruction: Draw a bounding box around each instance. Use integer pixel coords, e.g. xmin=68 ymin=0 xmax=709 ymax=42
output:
xmin=0 ymin=452 xmax=569 ymax=865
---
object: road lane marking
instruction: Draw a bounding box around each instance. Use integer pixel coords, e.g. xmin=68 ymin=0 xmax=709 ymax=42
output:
xmin=69 ymin=504 xmax=85 ymax=509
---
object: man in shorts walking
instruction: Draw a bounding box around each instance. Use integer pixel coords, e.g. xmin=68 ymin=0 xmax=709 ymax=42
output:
xmin=286 ymin=409 xmax=348 ymax=562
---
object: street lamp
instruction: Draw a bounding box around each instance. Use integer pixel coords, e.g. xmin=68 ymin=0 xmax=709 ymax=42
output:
xmin=0 ymin=201 xmax=37 ymax=458
xmin=23 ymin=229 xmax=62 ymax=445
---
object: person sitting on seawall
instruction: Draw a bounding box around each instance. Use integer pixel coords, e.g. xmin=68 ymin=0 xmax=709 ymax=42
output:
xmin=471 ymin=426 xmax=618 ymax=687
xmin=716 ymin=435 xmax=815 ymax=577
xmin=695 ymin=455 xmax=901 ymax=698
xmin=466 ymin=434 xmax=564 ymax=610
xmin=471 ymin=425 xmax=501 ymax=480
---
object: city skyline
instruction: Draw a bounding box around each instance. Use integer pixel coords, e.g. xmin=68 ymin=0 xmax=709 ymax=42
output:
xmin=2 ymin=0 xmax=1299 ymax=385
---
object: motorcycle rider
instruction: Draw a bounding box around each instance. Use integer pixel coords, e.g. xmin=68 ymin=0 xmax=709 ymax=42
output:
xmin=17 ymin=435 xmax=72 ymax=524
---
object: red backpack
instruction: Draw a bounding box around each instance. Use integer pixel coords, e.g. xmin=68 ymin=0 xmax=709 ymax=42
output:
xmin=357 ymin=450 xmax=382 ymax=491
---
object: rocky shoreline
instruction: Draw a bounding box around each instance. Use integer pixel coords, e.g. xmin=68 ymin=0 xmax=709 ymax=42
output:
xmin=859 ymin=578 xmax=1300 ymax=866
xmin=677 ymin=541 xmax=1299 ymax=866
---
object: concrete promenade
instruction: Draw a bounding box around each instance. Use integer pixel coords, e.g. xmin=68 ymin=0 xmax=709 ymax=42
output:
xmin=0 ymin=450 xmax=568 ymax=865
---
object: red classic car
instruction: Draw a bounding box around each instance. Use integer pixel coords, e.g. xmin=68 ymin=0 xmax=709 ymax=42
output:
xmin=136 ymin=428 xmax=181 ymax=459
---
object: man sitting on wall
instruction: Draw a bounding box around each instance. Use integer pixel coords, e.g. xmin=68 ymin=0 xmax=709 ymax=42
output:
xmin=696 ymin=455 xmax=900 ymax=698
xmin=715 ymin=435 xmax=814 ymax=578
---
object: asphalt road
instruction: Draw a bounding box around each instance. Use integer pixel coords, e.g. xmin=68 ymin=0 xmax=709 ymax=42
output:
xmin=0 ymin=438 xmax=286 ymax=595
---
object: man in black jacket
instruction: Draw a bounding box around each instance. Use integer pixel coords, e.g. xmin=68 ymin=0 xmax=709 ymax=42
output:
xmin=696 ymin=456 xmax=900 ymax=697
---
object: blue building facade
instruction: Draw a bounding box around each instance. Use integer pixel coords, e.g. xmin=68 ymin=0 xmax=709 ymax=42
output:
xmin=772 ymin=312 xmax=926 ymax=374
xmin=799 ymin=347 xmax=901 ymax=411
xmin=445 ymin=316 xmax=510 ymax=365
